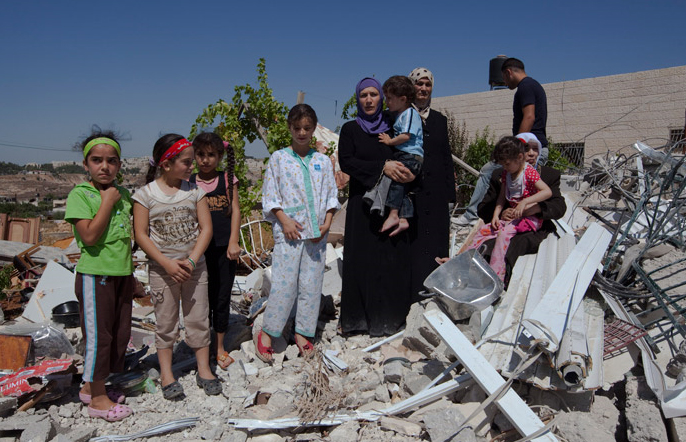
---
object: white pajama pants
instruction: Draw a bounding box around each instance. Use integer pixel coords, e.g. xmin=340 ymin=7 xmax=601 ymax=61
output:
xmin=262 ymin=238 xmax=326 ymax=338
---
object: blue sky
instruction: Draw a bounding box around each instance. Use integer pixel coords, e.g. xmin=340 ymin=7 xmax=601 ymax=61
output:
xmin=1 ymin=0 xmax=684 ymax=165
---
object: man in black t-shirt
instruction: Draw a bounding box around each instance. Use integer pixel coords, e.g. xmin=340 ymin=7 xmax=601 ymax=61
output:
xmin=502 ymin=57 xmax=549 ymax=165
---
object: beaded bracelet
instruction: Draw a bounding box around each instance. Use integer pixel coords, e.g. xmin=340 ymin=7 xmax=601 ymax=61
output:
xmin=187 ymin=257 xmax=196 ymax=269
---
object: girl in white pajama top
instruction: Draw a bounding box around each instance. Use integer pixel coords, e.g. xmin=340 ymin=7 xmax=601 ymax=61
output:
xmin=255 ymin=104 xmax=340 ymax=362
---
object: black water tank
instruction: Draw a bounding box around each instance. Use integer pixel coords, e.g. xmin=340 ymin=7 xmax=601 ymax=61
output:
xmin=489 ymin=55 xmax=508 ymax=88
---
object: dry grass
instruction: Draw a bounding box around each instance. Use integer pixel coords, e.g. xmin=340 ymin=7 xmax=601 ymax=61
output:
xmin=294 ymin=349 xmax=348 ymax=424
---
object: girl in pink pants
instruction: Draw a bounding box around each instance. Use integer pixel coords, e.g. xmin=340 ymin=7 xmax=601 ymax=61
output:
xmin=468 ymin=136 xmax=552 ymax=281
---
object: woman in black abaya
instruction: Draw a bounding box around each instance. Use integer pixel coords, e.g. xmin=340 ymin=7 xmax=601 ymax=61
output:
xmin=407 ymin=68 xmax=456 ymax=298
xmin=338 ymin=77 xmax=416 ymax=336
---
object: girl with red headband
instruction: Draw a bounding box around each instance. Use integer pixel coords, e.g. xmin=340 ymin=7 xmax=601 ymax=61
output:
xmin=133 ymin=134 xmax=221 ymax=399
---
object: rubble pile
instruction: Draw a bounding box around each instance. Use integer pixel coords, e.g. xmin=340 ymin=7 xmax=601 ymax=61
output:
xmin=1 ymin=140 xmax=686 ymax=441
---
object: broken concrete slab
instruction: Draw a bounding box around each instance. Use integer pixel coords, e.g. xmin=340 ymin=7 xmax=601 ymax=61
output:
xmin=667 ymin=415 xmax=686 ymax=442
xmin=422 ymin=406 xmax=477 ymax=442
xmin=402 ymin=371 xmax=433 ymax=396
xmin=379 ymin=416 xmax=422 ymax=437
xmin=0 ymin=414 xmax=55 ymax=442
xmin=402 ymin=300 xmax=443 ymax=356
xmin=328 ymin=420 xmax=360 ymax=442
xmin=0 ymin=397 xmax=17 ymax=416
xmin=19 ymin=419 xmax=54 ymax=442
xmin=383 ymin=360 xmax=406 ymax=384
xmin=0 ymin=413 xmax=50 ymax=431
xmin=453 ymin=401 xmax=496 ymax=438
xmin=247 ymin=434 xmax=285 ymax=442
xmin=625 ymin=376 xmax=668 ymax=442
xmin=49 ymin=427 xmax=97 ymax=442
xmin=63 ymin=427 xmax=98 ymax=442
xmin=220 ymin=431 xmax=248 ymax=442
xmin=374 ymin=384 xmax=390 ymax=403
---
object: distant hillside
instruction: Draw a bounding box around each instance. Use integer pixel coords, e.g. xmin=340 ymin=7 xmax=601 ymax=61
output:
xmin=0 ymin=157 xmax=267 ymax=201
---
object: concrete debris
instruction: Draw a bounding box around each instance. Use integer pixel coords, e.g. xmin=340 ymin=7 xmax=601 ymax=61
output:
xmin=422 ymin=406 xmax=476 ymax=442
xmin=625 ymin=377 xmax=668 ymax=442
xmin=554 ymin=395 xmax=620 ymax=442
xmin=667 ymin=415 xmax=686 ymax=442
xmin=379 ymin=416 xmax=423 ymax=436
xmin=0 ymin=397 xmax=18 ymax=416
xmin=327 ymin=420 xmax=360 ymax=442
xmin=0 ymin=413 xmax=55 ymax=442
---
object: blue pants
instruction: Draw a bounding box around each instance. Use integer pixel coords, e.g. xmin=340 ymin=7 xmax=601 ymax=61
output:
xmin=464 ymin=161 xmax=502 ymax=221
xmin=386 ymin=152 xmax=423 ymax=219
xmin=263 ymin=238 xmax=327 ymax=339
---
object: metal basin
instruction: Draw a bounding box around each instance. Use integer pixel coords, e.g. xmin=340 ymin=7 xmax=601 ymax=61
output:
xmin=423 ymin=250 xmax=503 ymax=320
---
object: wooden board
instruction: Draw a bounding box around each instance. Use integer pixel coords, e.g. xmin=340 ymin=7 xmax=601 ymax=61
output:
xmin=0 ymin=335 xmax=33 ymax=371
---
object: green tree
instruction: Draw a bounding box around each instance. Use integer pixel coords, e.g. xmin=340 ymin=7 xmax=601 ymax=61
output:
xmin=190 ymin=59 xmax=291 ymax=218
xmin=0 ymin=162 xmax=23 ymax=175
xmin=546 ymin=138 xmax=576 ymax=173
xmin=55 ymin=164 xmax=85 ymax=174
xmin=0 ymin=264 xmax=14 ymax=293
xmin=340 ymin=94 xmax=358 ymax=120
xmin=0 ymin=202 xmax=49 ymax=218
xmin=447 ymin=118 xmax=496 ymax=207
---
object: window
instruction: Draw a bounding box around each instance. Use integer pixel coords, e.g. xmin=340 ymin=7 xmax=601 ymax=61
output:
xmin=554 ymin=142 xmax=585 ymax=167
xmin=670 ymin=128 xmax=685 ymax=153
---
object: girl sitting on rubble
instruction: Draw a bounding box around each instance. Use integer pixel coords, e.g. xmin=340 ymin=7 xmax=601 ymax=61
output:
xmin=190 ymin=133 xmax=241 ymax=370
xmin=65 ymin=130 xmax=135 ymax=422
xmin=132 ymin=134 xmax=221 ymax=399
xmin=467 ymin=136 xmax=552 ymax=282
xmin=255 ymin=104 xmax=340 ymax=362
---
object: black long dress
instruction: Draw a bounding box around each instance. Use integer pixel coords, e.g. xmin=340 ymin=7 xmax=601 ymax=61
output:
xmin=338 ymin=120 xmax=412 ymax=336
xmin=409 ymin=109 xmax=456 ymax=299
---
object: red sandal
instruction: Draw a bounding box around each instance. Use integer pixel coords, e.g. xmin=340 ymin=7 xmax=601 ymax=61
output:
xmin=295 ymin=336 xmax=315 ymax=357
xmin=253 ymin=329 xmax=274 ymax=363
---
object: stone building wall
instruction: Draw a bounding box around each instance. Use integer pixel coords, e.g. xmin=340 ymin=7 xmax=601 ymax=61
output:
xmin=433 ymin=65 xmax=686 ymax=164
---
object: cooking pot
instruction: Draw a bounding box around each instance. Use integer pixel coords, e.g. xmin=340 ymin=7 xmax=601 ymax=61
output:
xmin=51 ymin=301 xmax=80 ymax=328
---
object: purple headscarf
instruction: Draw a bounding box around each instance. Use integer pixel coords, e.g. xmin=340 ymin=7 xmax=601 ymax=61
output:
xmin=355 ymin=77 xmax=390 ymax=135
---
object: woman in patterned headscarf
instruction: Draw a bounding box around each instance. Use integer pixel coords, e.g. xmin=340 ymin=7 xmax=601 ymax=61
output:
xmin=338 ymin=77 xmax=416 ymax=336
xmin=407 ymin=68 xmax=456 ymax=298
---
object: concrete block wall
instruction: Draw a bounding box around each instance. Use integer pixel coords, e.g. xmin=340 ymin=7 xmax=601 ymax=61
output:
xmin=433 ymin=65 xmax=686 ymax=163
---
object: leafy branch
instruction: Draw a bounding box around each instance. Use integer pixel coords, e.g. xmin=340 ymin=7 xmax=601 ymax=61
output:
xmin=190 ymin=59 xmax=291 ymax=218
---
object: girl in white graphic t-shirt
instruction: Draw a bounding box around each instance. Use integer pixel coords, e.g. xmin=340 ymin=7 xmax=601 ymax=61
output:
xmin=132 ymin=134 xmax=221 ymax=399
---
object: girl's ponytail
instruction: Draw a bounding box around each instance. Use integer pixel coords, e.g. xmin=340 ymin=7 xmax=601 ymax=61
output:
xmin=145 ymin=160 xmax=158 ymax=184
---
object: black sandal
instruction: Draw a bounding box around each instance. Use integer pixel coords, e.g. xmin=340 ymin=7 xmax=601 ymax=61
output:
xmin=161 ymin=380 xmax=184 ymax=400
xmin=196 ymin=373 xmax=222 ymax=396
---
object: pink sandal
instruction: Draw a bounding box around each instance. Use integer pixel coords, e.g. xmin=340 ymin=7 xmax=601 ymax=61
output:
xmin=79 ymin=389 xmax=125 ymax=405
xmin=88 ymin=404 xmax=132 ymax=422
